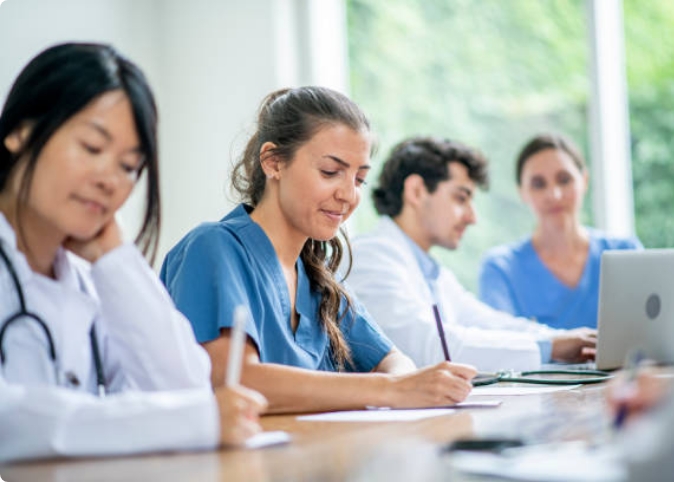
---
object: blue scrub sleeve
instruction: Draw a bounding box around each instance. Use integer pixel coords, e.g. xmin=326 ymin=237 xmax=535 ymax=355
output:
xmin=536 ymin=340 xmax=553 ymax=364
xmin=478 ymin=257 xmax=518 ymax=315
xmin=160 ymin=229 xmax=261 ymax=346
xmin=341 ymin=296 xmax=394 ymax=373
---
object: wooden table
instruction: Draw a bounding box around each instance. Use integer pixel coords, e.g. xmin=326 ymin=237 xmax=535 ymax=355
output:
xmin=1 ymin=383 xmax=611 ymax=481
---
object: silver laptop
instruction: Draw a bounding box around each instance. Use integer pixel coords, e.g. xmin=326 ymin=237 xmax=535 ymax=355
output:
xmin=596 ymin=249 xmax=674 ymax=370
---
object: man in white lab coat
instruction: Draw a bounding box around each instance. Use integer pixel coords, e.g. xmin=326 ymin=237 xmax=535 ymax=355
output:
xmin=348 ymin=137 xmax=596 ymax=372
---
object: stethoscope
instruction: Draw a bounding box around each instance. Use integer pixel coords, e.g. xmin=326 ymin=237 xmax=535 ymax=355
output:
xmin=471 ymin=368 xmax=613 ymax=386
xmin=0 ymin=243 xmax=106 ymax=397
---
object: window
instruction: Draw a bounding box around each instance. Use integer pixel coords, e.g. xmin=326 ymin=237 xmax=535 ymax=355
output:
xmin=347 ymin=0 xmax=591 ymax=290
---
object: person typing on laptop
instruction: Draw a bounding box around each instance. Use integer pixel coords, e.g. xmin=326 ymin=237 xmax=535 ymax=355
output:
xmin=348 ymin=137 xmax=596 ymax=373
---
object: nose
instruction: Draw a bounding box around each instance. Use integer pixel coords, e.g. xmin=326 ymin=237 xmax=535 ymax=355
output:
xmin=92 ymin=156 xmax=121 ymax=194
xmin=465 ymin=202 xmax=477 ymax=225
xmin=336 ymin=177 xmax=359 ymax=205
xmin=549 ymin=186 xmax=562 ymax=200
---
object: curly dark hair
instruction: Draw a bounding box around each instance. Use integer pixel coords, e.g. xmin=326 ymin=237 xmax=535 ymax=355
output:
xmin=373 ymin=136 xmax=489 ymax=217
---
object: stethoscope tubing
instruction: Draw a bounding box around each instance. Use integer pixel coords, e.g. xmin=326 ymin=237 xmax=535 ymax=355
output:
xmin=0 ymin=242 xmax=105 ymax=395
xmin=472 ymin=369 xmax=613 ymax=386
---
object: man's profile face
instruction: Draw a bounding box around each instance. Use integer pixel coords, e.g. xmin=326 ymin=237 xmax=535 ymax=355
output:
xmin=417 ymin=162 xmax=477 ymax=251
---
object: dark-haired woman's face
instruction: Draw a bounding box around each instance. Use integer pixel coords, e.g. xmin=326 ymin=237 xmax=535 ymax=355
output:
xmin=519 ymin=148 xmax=587 ymax=226
xmin=6 ymin=90 xmax=142 ymax=243
xmin=275 ymin=124 xmax=371 ymax=243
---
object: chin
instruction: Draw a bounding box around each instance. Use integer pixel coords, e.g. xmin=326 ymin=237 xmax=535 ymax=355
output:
xmin=67 ymin=225 xmax=103 ymax=242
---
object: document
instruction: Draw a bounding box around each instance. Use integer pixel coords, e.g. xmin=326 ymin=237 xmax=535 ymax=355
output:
xmin=469 ymin=384 xmax=582 ymax=396
xmin=297 ymin=408 xmax=455 ymax=422
xmin=243 ymin=431 xmax=291 ymax=449
xmin=447 ymin=441 xmax=626 ymax=482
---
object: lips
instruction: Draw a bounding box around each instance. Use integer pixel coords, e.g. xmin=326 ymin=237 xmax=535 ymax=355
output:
xmin=74 ymin=195 xmax=107 ymax=215
xmin=321 ymin=209 xmax=347 ymax=223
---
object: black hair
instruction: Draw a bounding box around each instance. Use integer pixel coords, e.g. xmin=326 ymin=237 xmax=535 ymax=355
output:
xmin=373 ymin=136 xmax=489 ymax=217
xmin=0 ymin=42 xmax=160 ymax=262
xmin=515 ymin=133 xmax=585 ymax=186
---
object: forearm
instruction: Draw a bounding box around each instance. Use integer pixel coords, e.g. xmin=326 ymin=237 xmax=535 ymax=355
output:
xmin=241 ymin=362 xmax=393 ymax=414
xmin=92 ymin=244 xmax=211 ymax=389
xmin=0 ymin=381 xmax=218 ymax=463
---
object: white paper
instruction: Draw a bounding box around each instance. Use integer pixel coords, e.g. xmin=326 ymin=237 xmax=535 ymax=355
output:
xmin=243 ymin=430 xmax=291 ymax=449
xmin=297 ymin=408 xmax=455 ymax=422
xmin=448 ymin=441 xmax=626 ymax=482
xmin=469 ymin=384 xmax=582 ymax=396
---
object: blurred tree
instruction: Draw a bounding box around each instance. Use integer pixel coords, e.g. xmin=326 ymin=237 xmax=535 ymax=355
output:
xmin=624 ymin=0 xmax=674 ymax=248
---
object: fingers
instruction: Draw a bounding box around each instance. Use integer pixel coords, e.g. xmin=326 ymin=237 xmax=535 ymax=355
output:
xmin=230 ymin=385 xmax=269 ymax=414
xmin=428 ymin=364 xmax=474 ymax=403
xmin=437 ymin=361 xmax=477 ymax=381
xmin=216 ymin=385 xmax=267 ymax=447
xmin=580 ymin=346 xmax=596 ymax=360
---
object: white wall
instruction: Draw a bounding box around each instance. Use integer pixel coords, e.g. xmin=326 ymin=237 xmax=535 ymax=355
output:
xmin=0 ymin=0 xmax=348 ymax=266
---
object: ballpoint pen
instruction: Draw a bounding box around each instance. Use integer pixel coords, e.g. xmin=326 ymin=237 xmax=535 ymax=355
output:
xmin=226 ymin=305 xmax=248 ymax=387
xmin=612 ymin=348 xmax=645 ymax=430
xmin=433 ymin=304 xmax=451 ymax=362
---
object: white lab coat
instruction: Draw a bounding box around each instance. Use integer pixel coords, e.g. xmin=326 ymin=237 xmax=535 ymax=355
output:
xmin=348 ymin=217 xmax=560 ymax=372
xmin=0 ymin=215 xmax=218 ymax=463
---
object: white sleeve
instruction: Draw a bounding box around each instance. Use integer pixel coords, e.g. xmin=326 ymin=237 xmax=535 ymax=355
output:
xmin=0 ymin=376 xmax=219 ymax=463
xmin=90 ymin=244 xmax=211 ymax=391
xmin=446 ymin=271 xmax=560 ymax=338
xmin=349 ymin=238 xmax=543 ymax=372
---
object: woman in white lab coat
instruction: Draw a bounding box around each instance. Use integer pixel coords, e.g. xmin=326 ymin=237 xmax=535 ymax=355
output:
xmin=0 ymin=43 xmax=265 ymax=463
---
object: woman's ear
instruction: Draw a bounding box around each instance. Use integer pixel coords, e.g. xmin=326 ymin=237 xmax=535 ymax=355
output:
xmin=3 ymin=123 xmax=31 ymax=154
xmin=259 ymin=141 xmax=281 ymax=180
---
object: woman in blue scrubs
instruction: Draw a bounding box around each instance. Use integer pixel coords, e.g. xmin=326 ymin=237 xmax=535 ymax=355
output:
xmin=479 ymin=133 xmax=641 ymax=329
xmin=162 ymin=87 xmax=476 ymax=413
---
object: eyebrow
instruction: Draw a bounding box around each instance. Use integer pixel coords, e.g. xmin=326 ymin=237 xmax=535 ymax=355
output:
xmin=323 ymin=155 xmax=371 ymax=171
xmin=454 ymin=186 xmax=474 ymax=197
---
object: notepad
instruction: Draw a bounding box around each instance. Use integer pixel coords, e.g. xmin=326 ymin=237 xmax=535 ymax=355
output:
xmin=297 ymin=409 xmax=455 ymax=422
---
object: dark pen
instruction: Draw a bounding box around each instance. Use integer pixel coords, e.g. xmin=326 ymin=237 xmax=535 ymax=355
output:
xmin=433 ymin=304 xmax=451 ymax=362
xmin=613 ymin=349 xmax=645 ymax=431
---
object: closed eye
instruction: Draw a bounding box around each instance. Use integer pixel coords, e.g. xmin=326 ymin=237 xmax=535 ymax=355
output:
xmin=81 ymin=142 xmax=103 ymax=155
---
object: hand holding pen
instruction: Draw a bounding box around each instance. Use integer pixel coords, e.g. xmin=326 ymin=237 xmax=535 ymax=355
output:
xmin=607 ymin=350 xmax=671 ymax=430
xmin=215 ymin=305 xmax=268 ymax=446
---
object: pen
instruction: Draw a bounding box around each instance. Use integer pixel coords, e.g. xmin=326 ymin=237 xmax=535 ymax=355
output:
xmin=226 ymin=305 xmax=248 ymax=387
xmin=612 ymin=348 xmax=645 ymax=431
xmin=433 ymin=304 xmax=451 ymax=362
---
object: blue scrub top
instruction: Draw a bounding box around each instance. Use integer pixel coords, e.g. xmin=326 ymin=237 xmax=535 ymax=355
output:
xmin=160 ymin=204 xmax=393 ymax=372
xmin=478 ymin=228 xmax=642 ymax=329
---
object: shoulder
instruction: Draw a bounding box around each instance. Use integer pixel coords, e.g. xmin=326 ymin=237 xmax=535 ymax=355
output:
xmin=162 ymin=208 xmax=254 ymax=278
xmin=352 ymin=218 xmax=412 ymax=260
xmin=587 ymin=228 xmax=643 ymax=251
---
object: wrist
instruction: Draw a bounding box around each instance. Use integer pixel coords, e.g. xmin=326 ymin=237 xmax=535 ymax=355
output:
xmin=374 ymin=373 xmax=398 ymax=407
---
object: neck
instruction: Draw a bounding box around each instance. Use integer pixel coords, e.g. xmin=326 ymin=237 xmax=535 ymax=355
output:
xmin=0 ymin=196 xmax=63 ymax=278
xmin=532 ymin=219 xmax=587 ymax=255
xmin=393 ymin=210 xmax=431 ymax=252
xmin=249 ymin=200 xmax=306 ymax=270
